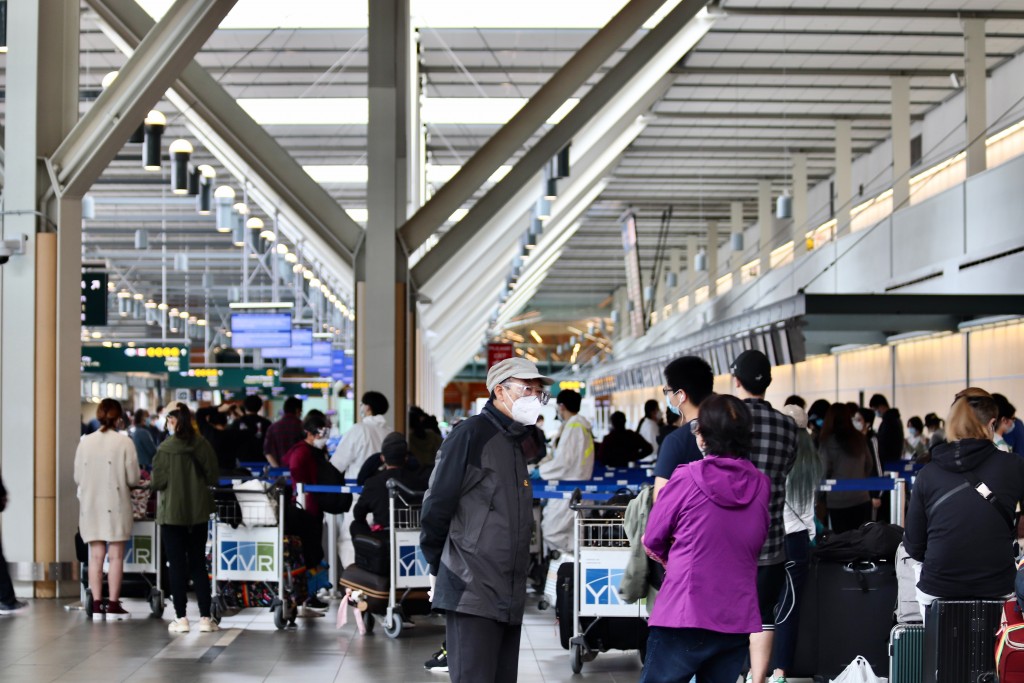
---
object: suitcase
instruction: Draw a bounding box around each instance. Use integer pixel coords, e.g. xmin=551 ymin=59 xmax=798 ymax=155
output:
xmin=555 ymin=560 xmax=574 ymax=649
xmin=924 ymin=599 xmax=1002 ymax=683
xmin=791 ymin=560 xmax=898 ymax=680
xmin=996 ymin=599 xmax=1024 ymax=683
xmin=890 ymin=623 xmax=925 ymax=683
xmin=352 ymin=531 xmax=389 ymax=576
xmin=338 ymin=564 xmax=390 ymax=613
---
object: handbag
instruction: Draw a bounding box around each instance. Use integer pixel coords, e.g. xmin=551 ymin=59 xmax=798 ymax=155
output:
xmin=830 ymin=655 xmax=886 ymax=683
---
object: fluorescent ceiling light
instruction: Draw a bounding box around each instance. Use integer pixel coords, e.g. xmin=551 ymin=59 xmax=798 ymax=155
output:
xmin=304 ymin=164 xmax=511 ymax=186
xmin=228 ymin=301 xmax=295 ymax=309
xmin=139 ymin=0 xmax=679 ymax=30
xmin=239 ymin=98 xmax=577 ymax=126
xmin=313 ymin=332 xmax=335 ymax=339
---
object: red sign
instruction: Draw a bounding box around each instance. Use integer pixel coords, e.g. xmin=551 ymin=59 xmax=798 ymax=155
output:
xmin=487 ymin=343 xmax=515 ymax=367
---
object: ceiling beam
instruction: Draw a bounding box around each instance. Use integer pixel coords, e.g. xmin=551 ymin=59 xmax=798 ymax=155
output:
xmin=87 ymin=0 xmax=363 ymax=290
xmin=716 ymin=6 xmax=1024 ymax=20
xmin=410 ymin=0 xmax=715 ymax=282
xmin=398 ymin=0 xmax=676 ymax=253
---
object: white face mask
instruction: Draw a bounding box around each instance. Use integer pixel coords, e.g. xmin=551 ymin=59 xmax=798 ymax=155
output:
xmin=852 ymin=417 xmax=865 ymax=432
xmin=166 ymin=423 xmax=176 ymax=436
xmin=508 ymin=396 xmax=542 ymax=425
xmin=313 ymin=436 xmax=328 ymax=449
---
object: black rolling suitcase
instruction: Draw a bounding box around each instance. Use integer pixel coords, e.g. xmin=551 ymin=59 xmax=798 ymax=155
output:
xmin=923 ymin=599 xmax=1002 ymax=683
xmin=792 ymin=560 xmax=898 ymax=680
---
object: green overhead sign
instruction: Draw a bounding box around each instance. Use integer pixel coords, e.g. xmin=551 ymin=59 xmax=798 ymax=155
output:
xmin=82 ymin=345 xmax=189 ymax=374
xmin=169 ymin=367 xmax=279 ymax=390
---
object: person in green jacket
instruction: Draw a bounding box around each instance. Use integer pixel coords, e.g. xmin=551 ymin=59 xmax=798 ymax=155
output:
xmin=151 ymin=402 xmax=219 ymax=634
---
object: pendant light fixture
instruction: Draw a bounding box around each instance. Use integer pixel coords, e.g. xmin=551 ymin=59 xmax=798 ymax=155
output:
xmin=134 ymin=230 xmax=148 ymax=250
xmin=142 ymin=110 xmax=166 ymax=171
xmin=731 ymin=232 xmax=744 ymax=251
xmin=776 ymin=190 xmax=793 ymax=220
xmin=214 ymin=186 xmax=235 ymax=231
xmin=197 ymin=165 xmax=216 ymax=214
xmin=168 ymin=139 xmax=193 ymax=194
xmin=695 ymin=249 xmax=707 ymax=272
xmin=0 ymin=1 xmax=8 ymax=54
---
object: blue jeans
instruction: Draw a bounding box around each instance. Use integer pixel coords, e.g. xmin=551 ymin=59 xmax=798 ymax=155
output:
xmin=771 ymin=530 xmax=810 ymax=672
xmin=640 ymin=626 xmax=749 ymax=683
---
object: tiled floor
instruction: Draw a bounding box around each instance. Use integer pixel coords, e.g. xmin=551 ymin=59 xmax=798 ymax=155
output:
xmin=0 ymin=596 xmax=648 ymax=683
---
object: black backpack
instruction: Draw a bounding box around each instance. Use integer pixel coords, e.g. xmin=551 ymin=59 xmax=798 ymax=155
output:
xmin=314 ymin=450 xmax=353 ymax=514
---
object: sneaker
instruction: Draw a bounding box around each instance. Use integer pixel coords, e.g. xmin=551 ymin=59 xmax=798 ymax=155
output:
xmin=104 ymin=601 xmax=132 ymax=621
xmin=424 ymin=647 xmax=448 ymax=673
xmin=0 ymin=600 xmax=28 ymax=615
xmin=304 ymin=596 xmax=329 ymax=611
xmin=168 ymin=617 xmax=190 ymax=633
xmin=198 ymin=617 xmax=219 ymax=633
xmin=768 ymin=676 xmax=788 ymax=683
xmin=91 ymin=600 xmax=105 ymax=621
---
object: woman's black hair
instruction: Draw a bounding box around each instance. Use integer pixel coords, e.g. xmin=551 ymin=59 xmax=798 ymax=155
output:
xmin=924 ymin=412 xmax=943 ymax=429
xmin=302 ymin=409 xmax=329 ymax=435
xmin=643 ymin=399 xmax=660 ymax=418
xmin=696 ymin=394 xmax=753 ymax=459
xmin=609 ymin=411 xmax=627 ymax=430
xmin=168 ymin=402 xmax=197 ymax=442
xmin=907 ymin=415 xmax=924 ymax=433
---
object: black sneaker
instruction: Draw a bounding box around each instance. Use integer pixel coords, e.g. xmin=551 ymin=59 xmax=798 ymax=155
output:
xmin=0 ymin=600 xmax=28 ymax=615
xmin=304 ymin=596 xmax=329 ymax=611
xmin=424 ymin=646 xmax=448 ymax=673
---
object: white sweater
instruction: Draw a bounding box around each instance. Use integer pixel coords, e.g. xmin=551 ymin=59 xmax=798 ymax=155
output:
xmin=74 ymin=430 xmax=140 ymax=543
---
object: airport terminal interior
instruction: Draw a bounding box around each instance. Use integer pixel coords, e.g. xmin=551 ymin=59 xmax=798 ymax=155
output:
xmin=2 ymin=0 xmax=1024 ymax=681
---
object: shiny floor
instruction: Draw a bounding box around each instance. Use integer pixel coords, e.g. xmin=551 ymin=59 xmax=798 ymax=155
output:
xmin=0 ymin=596 xmax=649 ymax=683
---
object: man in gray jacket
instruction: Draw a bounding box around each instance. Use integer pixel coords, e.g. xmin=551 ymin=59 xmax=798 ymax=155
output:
xmin=420 ymin=358 xmax=552 ymax=683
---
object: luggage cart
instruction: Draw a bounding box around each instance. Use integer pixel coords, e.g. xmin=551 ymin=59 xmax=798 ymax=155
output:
xmin=567 ymin=489 xmax=648 ymax=674
xmin=82 ymin=490 xmax=165 ymax=619
xmin=210 ymin=485 xmax=296 ymax=629
xmin=381 ymin=478 xmax=431 ymax=638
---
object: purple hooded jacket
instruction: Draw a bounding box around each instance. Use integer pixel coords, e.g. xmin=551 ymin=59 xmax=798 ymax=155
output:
xmin=644 ymin=455 xmax=770 ymax=633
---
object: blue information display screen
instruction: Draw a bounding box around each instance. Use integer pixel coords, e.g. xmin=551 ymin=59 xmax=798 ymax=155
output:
xmin=300 ymin=342 xmax=332 ymax=372
xmin=262 ymin=328 xmax=313 ymax=359
xmin=231 ymin=312 xmax=292 ymax=348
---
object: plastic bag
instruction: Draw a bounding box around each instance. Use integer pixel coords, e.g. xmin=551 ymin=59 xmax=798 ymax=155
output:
xmin=830 ymin=655 xmax=887 ymax=683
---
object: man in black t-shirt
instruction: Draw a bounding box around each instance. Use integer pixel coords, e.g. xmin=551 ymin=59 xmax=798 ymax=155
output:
xmin=230 ymin=394 xmax=271 ymax=465
xmin=654 ymin=356 xmax=715 ymax=501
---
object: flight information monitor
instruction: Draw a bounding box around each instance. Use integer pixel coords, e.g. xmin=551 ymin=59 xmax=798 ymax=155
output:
xmin=262 ymin=328 xmax=313 ymax=359
xmin=230 ymin=312 xmax=292 ymax=348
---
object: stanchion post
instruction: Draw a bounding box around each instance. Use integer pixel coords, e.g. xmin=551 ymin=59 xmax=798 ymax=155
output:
xmin=890 ymin=474 xmax=906 ymax=527
xmin=327 ymin=512 xmax=339 ymax=599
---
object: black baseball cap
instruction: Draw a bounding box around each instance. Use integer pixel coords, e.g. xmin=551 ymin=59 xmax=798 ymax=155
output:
xmin=731 ymin=349 xmax=772 ymax=395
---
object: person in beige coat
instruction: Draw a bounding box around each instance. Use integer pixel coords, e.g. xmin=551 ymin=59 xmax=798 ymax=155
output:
xmin=75 ymin=398 xmax=140 ymax=620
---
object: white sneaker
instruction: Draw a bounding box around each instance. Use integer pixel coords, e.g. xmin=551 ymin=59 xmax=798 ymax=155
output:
xmin=168 ymin=617 xmax=190 ymax=633
xmin=198 ymin=617 xmax=219 ymax=633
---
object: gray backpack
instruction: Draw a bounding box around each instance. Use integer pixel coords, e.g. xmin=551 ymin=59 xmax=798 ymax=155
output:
xmin=895 ymin=542 xmax=923 ymax=624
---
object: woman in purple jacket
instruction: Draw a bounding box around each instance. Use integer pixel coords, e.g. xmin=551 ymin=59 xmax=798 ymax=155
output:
xmin=641 ymin=394 xmax=771 ymax=683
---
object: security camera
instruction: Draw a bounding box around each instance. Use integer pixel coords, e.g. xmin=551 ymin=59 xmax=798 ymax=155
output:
xmin=0 ymin=235 xmax=27 ymax=265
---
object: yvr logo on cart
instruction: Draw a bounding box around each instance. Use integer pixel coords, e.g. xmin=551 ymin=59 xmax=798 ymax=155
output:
xmin=220 ymin=541 xmax=275 ymax=573
xmin=584 ymin=568 xmax=625 ymax=606
xmin=398 ymin=545 xmax=429 ymax=577
xmin=125 ymin=534 xmax=153 ymax=565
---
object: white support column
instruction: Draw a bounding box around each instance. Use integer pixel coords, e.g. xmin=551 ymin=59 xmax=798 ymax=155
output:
xmin=834 ymin=119 xmax=853 ymax=234
xmin=757 ymin=179 xmax=772 ymax=275
xmin=666 ymin=247 xmax=682 ymax=309
xmin=357 ymin=0 xmax=412 ymax=432
xmin=791 ymin=154 xmax=808 ymax=247
xmin=890 ymin=76 xmax=912 ymax=210
xmin=686 ymin=234 xmax=698 ymax=291
xmin=730 ymin=201 xmax=743 ymax=276
xmin=706 ymin=220 xmax=719 ymax=297
xmin=963 ymin=18 xmax=988 ymax=177
xmin=2 ymin=0 xmax=81 ymax=598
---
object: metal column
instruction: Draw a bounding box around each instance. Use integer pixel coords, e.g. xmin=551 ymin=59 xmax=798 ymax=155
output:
xmin=2 ymin=0 xmax=81 ymax=598
xmin=757 ymin=179 xmax=772 ymax=275
xmin=890 ymin=76 xmax=912 ymax=209
xmin=706 ymin=220 xmax=719 ymax=297
xmin=356 ymin=0 xmax=414 ymax=432
xmin=963 ymin=19 xmax=988 ymax=177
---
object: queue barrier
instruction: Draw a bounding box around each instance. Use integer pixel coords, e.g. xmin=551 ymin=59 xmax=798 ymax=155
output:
xmin=819 ymin=474 xmax=907 ymax=527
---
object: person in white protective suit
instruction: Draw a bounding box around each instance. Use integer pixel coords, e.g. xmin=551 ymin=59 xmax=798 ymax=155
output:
xmin=538 ymin=389 xmax=594 ymax=555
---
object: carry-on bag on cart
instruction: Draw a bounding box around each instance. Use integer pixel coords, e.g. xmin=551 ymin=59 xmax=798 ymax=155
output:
xmin=889 ymin=623 xmax=925 ymax=683
xmin=924 ymin=599 xmax=1002 ymax=683
xmin=352 ymin=530 xmax=389 ymax=576
xmin=996 ymin=598 xmax=1024 ymax=683
xmin=339 ymin=564 xmax=390 ymax=613
xmin=791 ymin=559 xmax=897 ymax=679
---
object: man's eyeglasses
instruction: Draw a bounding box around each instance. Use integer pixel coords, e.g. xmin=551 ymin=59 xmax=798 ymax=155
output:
xmin=502 ymin=381 xmax=551 ymax=405
xmin=662 ymin=387 xmax=679 ymax=397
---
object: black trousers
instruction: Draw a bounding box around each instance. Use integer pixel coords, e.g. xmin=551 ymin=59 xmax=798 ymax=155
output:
xmin=162 ymin=523 xmax=212 ymax=619
xmin=0 ymin=536 xmax=14 ymax=605
xmin=446 ymin=611 xmax=522 ymax=683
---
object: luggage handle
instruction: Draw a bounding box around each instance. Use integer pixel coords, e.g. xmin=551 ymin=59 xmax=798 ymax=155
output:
xmin=843 ymin=561 xmax=877 ymax=593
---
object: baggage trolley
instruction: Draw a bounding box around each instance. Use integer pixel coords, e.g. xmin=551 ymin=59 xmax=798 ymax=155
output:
xmin=210 ymin=485 xmax=296 ymax=629
xmin=567 ymin=489 xmax=648 ymax=674
xmin=82 ymin=489 xmax=166 ymax=619
xmin=344 ymin=479 xmax=431 ymax=638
